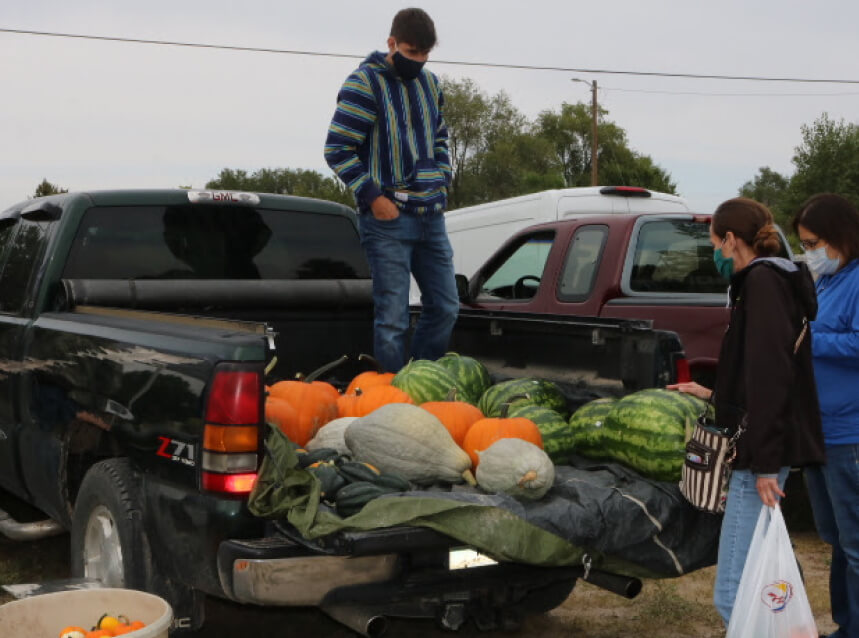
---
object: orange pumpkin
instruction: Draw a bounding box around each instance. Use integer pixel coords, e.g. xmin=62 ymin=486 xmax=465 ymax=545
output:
xmin=420 ymin=389 xmax=484 ymax=446
xmin=345 ymin=353 xmax=395 ymax=395
xmin=288 ymin=355 xmax=348 ymax=403
xmin=267 ymin=356 xmax=347 ymax=445
xmin=336 ymin=389 xmax=364 ymax=418
xmin=338 ymin=385 xmax=413 ymax=418
xmin=358 ymin=385 xmax=413 ymax=416
xmin=264 ymin=396 xmax=304 ymax=442
xmin=462 ymin=403 xmax=543 ymax=469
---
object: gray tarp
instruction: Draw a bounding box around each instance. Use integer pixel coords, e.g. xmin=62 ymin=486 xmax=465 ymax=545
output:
xmin=249 ymin=424 xmax=721 ymax=578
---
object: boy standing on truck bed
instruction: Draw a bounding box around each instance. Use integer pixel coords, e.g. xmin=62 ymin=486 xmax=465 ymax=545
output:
xmin=324 ymin=7 xmax=458 ymax=372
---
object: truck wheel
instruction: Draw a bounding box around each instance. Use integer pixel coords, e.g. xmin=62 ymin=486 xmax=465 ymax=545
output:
xmin=70 ymin=458 xmax=206 ymax=633
xmin=70 ymin=458 xmax=149 ymax=589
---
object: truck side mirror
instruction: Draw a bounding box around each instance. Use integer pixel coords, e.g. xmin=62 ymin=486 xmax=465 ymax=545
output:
xmin=455 ymin=274 xmax=471 ymax=302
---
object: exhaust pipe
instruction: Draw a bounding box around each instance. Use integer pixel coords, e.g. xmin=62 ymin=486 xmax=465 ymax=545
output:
xmin=583 ymin=568 xmax=642 ymax=599
xmin=0 ymin=506 xmax=65 ymax=541
xmin=322 ymin=604 xmax=389 ymax=638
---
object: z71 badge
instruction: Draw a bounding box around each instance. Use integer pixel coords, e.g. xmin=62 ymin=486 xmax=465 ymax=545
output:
xmin=156 ymin=436 xmax=196 ymax=467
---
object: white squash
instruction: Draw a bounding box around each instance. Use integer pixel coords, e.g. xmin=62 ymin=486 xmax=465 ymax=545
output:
xmin=306 ymin=416 xmax=356 ymax=456
xmin=476 ymin=438 xmax=555 ymax=500
xmin=345 ymin=403 xmax=475 ymax=485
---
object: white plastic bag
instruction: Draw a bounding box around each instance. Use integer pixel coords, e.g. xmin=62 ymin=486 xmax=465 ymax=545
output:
xmin=726 ymin=504 xmax=818 ymax=638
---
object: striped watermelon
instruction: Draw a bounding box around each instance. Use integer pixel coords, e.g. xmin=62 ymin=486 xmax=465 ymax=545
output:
xmin=508 ymin=404 xmax=572 ymax=462
xmin=391 ymin=359 xmax=465 ymax=404
xmin=478 ymin=378 xmax=569 ymax=419
xmin=435 ymin=352 xmax=492 ymax=405
xmin=567 ymin=398 xmax=616 ymax=459
xmin=632 ymin=388 xmax=707 ymax=424
xmin=600 ymin=390 xmax=691 ymax=481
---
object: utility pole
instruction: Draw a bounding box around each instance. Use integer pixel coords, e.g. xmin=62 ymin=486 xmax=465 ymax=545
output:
xmin=571 ymin=78 xmax=599 ymax=186
xmin=589 ymin=80 xmax=598 ymax=187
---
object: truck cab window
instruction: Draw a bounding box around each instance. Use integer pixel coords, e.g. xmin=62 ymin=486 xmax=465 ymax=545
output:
xmin=0 ymin=220 xmax=50 ymax=314
xmin=477 ymin=232 xmax=554 ymax=301
xmin=558 ymin=225 xmax=607 ymax=301
xmin=63 ymin=206 xmax=369 ymax=280
xmin=629 ymin=220 xmax=725 ymax=294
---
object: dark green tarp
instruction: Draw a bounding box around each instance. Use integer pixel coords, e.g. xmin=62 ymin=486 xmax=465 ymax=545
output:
xmin=249 ymin=425 xmax=720 ymax=578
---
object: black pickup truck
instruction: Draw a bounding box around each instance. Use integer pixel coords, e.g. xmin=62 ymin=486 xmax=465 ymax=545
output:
xmin=0 ymin=190 xmax=689 ymax=635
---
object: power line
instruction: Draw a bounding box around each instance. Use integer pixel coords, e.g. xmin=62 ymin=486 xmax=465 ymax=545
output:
xmin=601 ymin=86 xmax=859 ymax=98
xmin=3 ymin=27 xmax=859 ymax=85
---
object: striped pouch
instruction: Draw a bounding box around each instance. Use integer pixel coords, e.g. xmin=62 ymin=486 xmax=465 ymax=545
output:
xmin=679 ymin=416 xmax=744 ymax=515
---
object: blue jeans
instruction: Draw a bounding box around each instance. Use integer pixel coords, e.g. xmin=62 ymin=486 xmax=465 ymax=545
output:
xmin=358 ymin=210 xmax=459 ymax=372
xmin=714 ymin=466 xmax=790 ymax=626
xmin=805 ymin=445 xmax=859 ymax=638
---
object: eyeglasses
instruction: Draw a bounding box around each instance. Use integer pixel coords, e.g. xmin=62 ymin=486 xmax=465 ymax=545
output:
xmin=799 ymin=238 xmax=822 ymax=251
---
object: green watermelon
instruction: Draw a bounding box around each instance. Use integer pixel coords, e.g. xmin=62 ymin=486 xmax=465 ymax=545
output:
xmin=633 ymin=388 xmax=706 ymax=423
xmin=567 ymin=398 xmax=615 ymax=459
xmin=478 ymin=378 xmax=569 ymax=419
xmin=508 ymin=404 xmax=572 ymax=462
xmin=435 ymin=352 xmax=492 ymax=405
xmin=391 ymin=359 xmax=465 ymax=404
xmin=600 ymin=389 xmax=690 ymax=481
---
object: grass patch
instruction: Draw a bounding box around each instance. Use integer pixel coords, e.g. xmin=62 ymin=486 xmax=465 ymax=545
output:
xmin=639 ymin=580 xmax=709 ymax=623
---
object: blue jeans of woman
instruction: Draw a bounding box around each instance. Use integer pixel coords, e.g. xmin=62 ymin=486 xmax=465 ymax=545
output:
xmin=714 ymin=466 xmax=790 ymax=626
xmin=358 ymin=210 xmax=459 ymax=372
xmin=805 ymin=444 xmax=859 ymax=638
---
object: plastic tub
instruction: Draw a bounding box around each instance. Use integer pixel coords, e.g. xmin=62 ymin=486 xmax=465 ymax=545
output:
xmin=0 ymin=587 xmax=172 ymax=636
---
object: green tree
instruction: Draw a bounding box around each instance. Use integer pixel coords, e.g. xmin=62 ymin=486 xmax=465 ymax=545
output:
xmin=786 ymin=113 xmax=859 ymax=213
xmin=33 ymin=179 xmax=68 ymax=197
xmin=739 ymin=167 xmax=791 ymax=228
xmin=535 ymin=102 xmax=676 ymax=192
xmin=206 ymin=167 xmax=353 ymax=206
xmin=441 ymin=77 xmax=563 ymax=207
xmin=737 ymin=114 xmax=859 ymax=239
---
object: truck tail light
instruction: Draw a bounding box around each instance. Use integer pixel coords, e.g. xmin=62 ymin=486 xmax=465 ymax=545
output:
xmin=674 ymin=356 xmax=691 ymax=384
xmin=202 ymin=364 xmax=263 ymax=495
xmin=599 ymin=186 xmax=651 ymax=198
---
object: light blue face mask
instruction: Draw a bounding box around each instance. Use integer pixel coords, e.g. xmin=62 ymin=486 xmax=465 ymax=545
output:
xmin=805 ymin=245 xmax=840 ymax=276
xmin=713 ymin=239 xmax=734 ymax=280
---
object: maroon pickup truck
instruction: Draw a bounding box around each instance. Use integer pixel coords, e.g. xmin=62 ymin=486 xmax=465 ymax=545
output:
xmin=458 ymin=212 xmax=793 ymax=386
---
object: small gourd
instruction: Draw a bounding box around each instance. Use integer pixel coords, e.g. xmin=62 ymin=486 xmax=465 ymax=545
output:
xmin=306 ymin=417 xmax=357 ymax=456
xmin=475 ymin=438 xmax=555 ymax=500
xmin=345 ymin=403 xmax=475 ymax=486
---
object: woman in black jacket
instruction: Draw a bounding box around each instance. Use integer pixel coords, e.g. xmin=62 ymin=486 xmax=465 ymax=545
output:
xmin=669 ymin=197 xmax=824 ymax=626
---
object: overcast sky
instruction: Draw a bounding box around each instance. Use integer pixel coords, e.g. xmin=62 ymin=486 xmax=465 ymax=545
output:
xmin=2 ymin=0 xmax=858 ymax=213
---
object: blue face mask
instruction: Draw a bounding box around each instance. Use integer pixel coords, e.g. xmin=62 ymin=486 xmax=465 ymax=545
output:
xmin=713 ymin=240 xmax=734 ymax=280
xmin=804 ymin=245 xmax=840 ymax=276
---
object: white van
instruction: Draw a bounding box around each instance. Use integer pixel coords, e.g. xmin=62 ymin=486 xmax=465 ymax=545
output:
xmin=409 ymin=186 xmax=692 ymax=304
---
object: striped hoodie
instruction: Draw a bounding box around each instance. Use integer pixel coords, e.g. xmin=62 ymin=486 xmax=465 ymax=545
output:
xmin=324 ymin=51 xmax=452 ymax=215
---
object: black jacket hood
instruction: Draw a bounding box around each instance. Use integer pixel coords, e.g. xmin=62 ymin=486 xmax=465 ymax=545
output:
xmin=730 ymin=258 xmax=817 ymax=323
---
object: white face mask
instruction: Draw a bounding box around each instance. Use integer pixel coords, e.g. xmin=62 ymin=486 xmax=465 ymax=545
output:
xmin=805 ymin=245 xmax=840 ymax=276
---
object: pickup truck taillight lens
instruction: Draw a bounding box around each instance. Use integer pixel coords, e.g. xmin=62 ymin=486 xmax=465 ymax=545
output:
xmin=674 ymin=357 xmax=691 ymax=384
xmin=202 ymin=365 xmax=263 ymax=495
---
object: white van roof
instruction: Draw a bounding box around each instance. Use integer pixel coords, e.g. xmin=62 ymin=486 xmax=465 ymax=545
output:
xmin=445 ymin=186 xmax=690 ymax=223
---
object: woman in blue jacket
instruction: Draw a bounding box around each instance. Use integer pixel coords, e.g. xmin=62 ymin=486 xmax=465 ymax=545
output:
xmin=793 ymin=193 xmax=859 ymax=638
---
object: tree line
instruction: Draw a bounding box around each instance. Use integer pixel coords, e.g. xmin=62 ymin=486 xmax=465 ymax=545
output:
xmin=32 ymin=77 xmax=859 ymax=239
xmin=739 ymin=113 xmax=859 ymax=233
xmin=201 ymin=77 xmax=676 ymax=209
